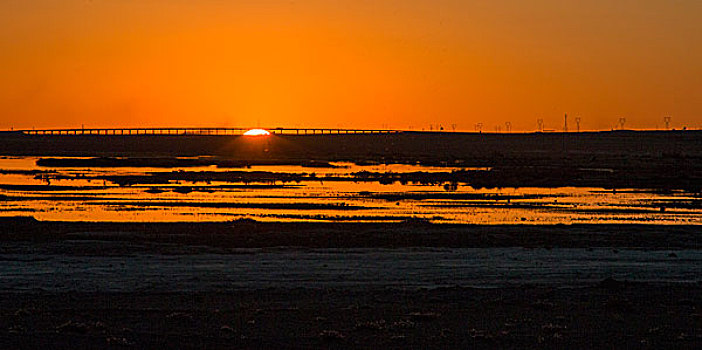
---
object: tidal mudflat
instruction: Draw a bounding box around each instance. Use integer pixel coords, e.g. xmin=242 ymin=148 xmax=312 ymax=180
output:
xmin=0 ymin=132 xmax=701 ymax=348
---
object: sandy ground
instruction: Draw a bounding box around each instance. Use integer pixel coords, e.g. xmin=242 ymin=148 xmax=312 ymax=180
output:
xmin=1 ymin=284 xmax=701 ymax=349
xmin=1 ymin=244 xmax=701 ymax=292
xmin=1 ymin=219 xmax=701 ymax=348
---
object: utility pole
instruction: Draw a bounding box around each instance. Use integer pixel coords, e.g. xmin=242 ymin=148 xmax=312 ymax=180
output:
xmin=564 ymin=114 xmax=568 ymax=132
xmin=575 ymin=117 xmax=581 ymax=133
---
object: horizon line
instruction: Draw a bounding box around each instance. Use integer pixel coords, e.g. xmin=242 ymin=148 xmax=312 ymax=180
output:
xmin=4 ymin=126 xmax=699 ymax=136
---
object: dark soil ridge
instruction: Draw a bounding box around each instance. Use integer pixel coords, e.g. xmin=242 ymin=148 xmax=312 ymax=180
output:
xmin=0 ymin=217 xmax=699 ymax=249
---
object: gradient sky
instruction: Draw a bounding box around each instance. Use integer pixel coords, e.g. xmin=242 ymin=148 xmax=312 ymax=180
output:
xmin=1 ymin=0 xmax=701 ymax=131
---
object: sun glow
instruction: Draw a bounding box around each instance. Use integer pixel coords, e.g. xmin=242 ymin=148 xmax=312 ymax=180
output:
xmin=243 ymin=128 xmax=271 ymax=136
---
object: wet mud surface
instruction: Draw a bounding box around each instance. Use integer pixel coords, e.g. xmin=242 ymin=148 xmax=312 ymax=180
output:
xmin=1 ymin=132 xmax=701 ymax=348
xmin=1 ymin=219 xmax=701 ymax=348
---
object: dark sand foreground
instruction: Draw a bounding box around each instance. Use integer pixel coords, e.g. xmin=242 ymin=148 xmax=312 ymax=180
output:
xmin=2 ymin=284 xmax=701 ymax=349
xmin=0 ymin=217 xmax=701 ymax=349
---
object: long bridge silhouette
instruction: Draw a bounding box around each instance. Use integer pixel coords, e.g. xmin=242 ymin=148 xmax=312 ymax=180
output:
xmin=15 ymin=127 xmax=403 ymax=136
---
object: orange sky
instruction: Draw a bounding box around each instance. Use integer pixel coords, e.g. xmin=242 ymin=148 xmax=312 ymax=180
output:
xmin=1 ymin=0 xmax=701 ymax=131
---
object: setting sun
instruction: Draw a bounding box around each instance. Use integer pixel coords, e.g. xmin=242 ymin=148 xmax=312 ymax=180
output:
xmin=0 ymin=2 xmax=700 ymax=346
xmin=243 ymin=128 xmax=271 ymax=136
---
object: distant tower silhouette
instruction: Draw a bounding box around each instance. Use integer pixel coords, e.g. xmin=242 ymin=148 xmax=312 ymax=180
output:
xmin=575 ymin=117 xmax=581 ymax=133
xmin=564 ymin=114 xmax=568 ymax=132
xmin=664 ymin=116 xmax=672 ymax=130
xmin=619 ymin=117 xmax=626 ymax=130
xmin=537 ymin=119 xmax=544 ymax=132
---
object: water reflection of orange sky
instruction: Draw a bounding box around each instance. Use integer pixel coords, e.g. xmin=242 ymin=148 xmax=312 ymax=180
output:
xmin=1 ymin=1 xmax=701 ymax=131
xmin=1 ymin=157 xmax=700 ymax=224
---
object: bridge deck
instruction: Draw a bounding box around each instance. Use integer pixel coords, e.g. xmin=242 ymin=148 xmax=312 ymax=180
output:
xmin=17 ymin=128 xmax=403 ymax=136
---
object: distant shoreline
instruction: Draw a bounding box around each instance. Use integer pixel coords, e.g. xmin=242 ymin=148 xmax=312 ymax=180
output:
xmin=1 ymin=129 xmax=700 ymax=158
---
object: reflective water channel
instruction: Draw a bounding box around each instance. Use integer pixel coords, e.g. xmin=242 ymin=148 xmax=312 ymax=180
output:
xmin=0 ymin=157 xmax=699 ymax=224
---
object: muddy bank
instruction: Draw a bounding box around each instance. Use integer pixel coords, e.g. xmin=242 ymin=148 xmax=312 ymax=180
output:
xmin=36 ymin=157 xmax=339 ymax=169
xmin=86 ymin=201 xmax=367 ymax=211
xmin=0 ymin=217 xmax=699 ymax=249
xmin=1 ymin=244 xmax=699 ymax=290
xmin=35 ymin=165 xmax=702 ymax=191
